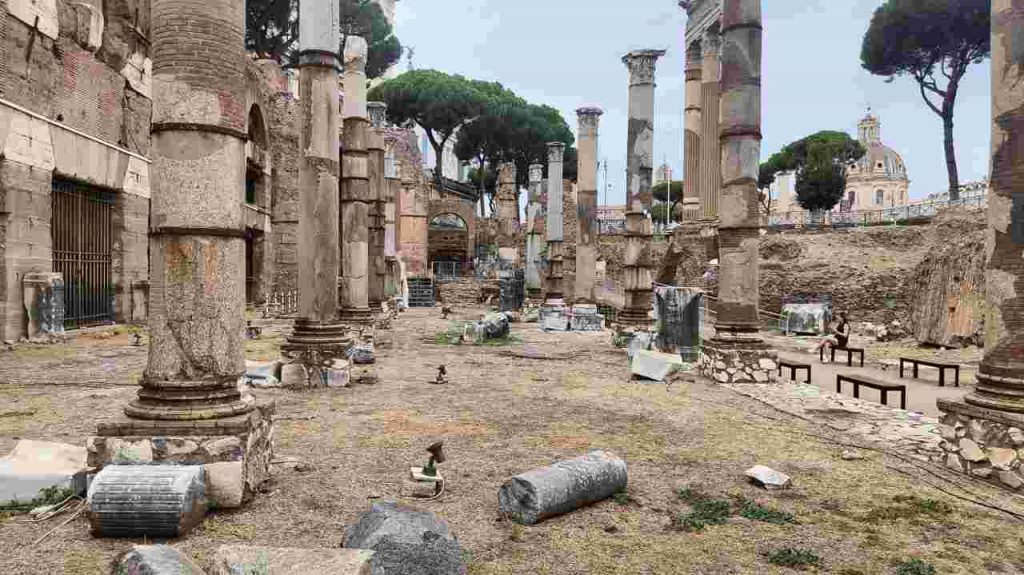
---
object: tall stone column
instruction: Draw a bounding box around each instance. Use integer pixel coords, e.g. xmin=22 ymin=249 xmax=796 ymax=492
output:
xmin=383 ymin=133 xmax=400 ymax=302
xmin=339 ymin=37 xmax=372 ymax=328
xmin=281 ymin=0 xmax=348 ymax=385
xmin=575 ymin=107 xmax=603 ymax=305
xmin=698 ymin=0 xmax=776 ymax=384
xmin=90 ymin=0 xmax=274 ymax=507
xmin=544 ymin=142 xmax=566 ymax=307
xmin=683 ymin=40 xmax=703 ymax=220
xmin=699 ymin=28 xmax=722 ymax=220
xmin=496 ymin=162 xmax=518 ymax=253
xmin=340 ymin=37 xmax=376 ymax=383
xmin=367 ymin=102 xmax=387 ymax=315
xmin=525 ymin=163 xmax=544 ymax=299
xmin=620 ymin=50 xmax=664 ymax=328
xmin=936 ymin=0 xmax=1024 ymax=492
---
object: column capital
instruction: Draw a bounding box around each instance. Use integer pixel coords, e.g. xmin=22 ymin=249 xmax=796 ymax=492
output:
xmin=622 ymin=49 xmax=667 ymax=86
xmin=367 ymin=101 xmax=388 ymax=128
xmin=701 ymin=28 xmax=722 ymax=57
xmin=528 ymin=163 xmax=544 ymax=184
xmin=546 ymin=141 xmax=566 ymax=163
xmin=576 ymin=107 xmax=603 ymax=134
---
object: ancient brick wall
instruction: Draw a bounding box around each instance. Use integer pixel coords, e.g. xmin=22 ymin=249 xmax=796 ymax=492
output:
xmin=0 ymin=162 xmax=53 ymax=341
xmin=267 ymin=76 xmax=299 ymax=294
xmin=112 ymin=192 xmax=149 ymax=323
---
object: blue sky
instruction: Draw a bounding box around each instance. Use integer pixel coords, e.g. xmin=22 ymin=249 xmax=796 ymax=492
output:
xmin=393 ymin=0 xmax=991 ymax=205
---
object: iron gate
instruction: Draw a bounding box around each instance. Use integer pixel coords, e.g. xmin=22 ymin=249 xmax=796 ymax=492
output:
xmin=52 ymin=179 xmax=116 ymax=329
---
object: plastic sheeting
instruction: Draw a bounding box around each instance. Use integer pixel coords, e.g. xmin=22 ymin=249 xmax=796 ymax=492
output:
xmin=781 ymin=303 xmax=831 ymax=335
xmin=653 ymin=285 xmax=704 ymax=362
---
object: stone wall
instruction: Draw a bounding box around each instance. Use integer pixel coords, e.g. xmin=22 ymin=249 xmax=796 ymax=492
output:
xmin=596 ymin=210 xmax=987 ymax=348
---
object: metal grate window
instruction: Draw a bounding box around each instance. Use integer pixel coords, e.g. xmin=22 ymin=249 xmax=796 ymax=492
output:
xmin=52 ymin=179 xmax=116 ymax=329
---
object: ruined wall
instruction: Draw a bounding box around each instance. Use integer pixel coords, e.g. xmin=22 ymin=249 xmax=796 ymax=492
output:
xmin=907 ymin=210 xmax=986 ymax=347
xmin=0 ymin=0 xmax=153 ymax=340
xmin=598 ymin=210 xmax=987 ymax=347
xmin=267 ymin=72 xmax=299 ymax=294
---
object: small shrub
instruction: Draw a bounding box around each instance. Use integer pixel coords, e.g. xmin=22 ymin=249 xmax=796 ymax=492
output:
xmin=740 ymin=499 xmax=796 ymax=525
xmin=0 ymin=485 xmax=77 ymax=513
xmin=676 ymin=485 xmax=703 ymax=502
xmin=611 ymin=490 xmax=631 ymax=505
xmin=895 ymin=559 xmax=936 ymax=575
xmin=675 ymin=498 xmax=731 ymax=532
xmin=767 ymin=548 xmax=821 ymax=569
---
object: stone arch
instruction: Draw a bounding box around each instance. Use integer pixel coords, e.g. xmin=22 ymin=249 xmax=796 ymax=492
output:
xmin=427 ymin=197 xmax=477 ymax=274
xmin=430 ymin=213 xmax=468 ymax=231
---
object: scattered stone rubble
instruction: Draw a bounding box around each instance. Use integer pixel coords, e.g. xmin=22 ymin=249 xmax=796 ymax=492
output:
xmin=937 ymin=405 xmax=1024 ymax=492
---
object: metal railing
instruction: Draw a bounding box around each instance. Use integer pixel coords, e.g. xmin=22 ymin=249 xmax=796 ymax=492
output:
xmin=265 ymin=290 xmax=299 ymax=317
xmin=432 ymin=261 xmax=465 ymax=282
xmin=767 ymin=195 xmax=986 ymax=229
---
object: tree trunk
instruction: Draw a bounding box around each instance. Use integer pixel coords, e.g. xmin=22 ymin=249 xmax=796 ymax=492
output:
xmin=943 ymin=109 xmax=959 ymax=201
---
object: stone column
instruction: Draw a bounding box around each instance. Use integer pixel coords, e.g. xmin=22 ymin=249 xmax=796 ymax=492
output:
xmin=90 ymin=0 xmax=274 ymax=507
xmin=700 ymin=28 xmax=722 ymax=220
xmin=494 ymin=162 xmax=519 ymax=270
xmin=575 ymin=107 xmax=603 ymax=306
xmin=698 ymin=0 xmax=776 ymax=384
xmin=620 ymin=50 xmax=664 ymax=328
xmin=339 ymin=37 xmax=372 ymax=328
xmin=545 ymin=142 xmax=566 ymax=307
xmin=367 ymin=102 xmax=387 ymax=315
xmin=340 ymin=37 xmax=376 ymax=383
xmin=525 ymin=163 xmax=544 ymax=299
xmin=936 ymin=0 xmax=1024 ymax=492
xmin=383 ymin=133 xmax=400 ymax=303
xmin=281 ymin=0 xmax=349 ymax=385
xmin=683 ymin=40 xmax=703 ymax=220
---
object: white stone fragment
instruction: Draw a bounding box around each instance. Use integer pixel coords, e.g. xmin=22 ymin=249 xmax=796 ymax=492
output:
xmin=959 ymin=439 xmax=986 ymax=462
xmin=745 ymin=465 xmax=791 ymax=490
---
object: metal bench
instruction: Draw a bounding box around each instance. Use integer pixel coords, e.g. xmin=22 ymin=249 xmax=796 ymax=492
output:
xmin=899 ymin=357 xmax=960 ymax=387
xmin=778 ymin=360 xmax=811 ymax=383
xmin=820 ymin=345 xmax=864 ymax=367
xmin=836 ymin=373 xmax=906 ymax=410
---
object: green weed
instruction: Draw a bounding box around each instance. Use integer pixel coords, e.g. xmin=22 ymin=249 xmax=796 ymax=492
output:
xmin=766 ymin=548 xmax=821 ymax=569
xmin=895 ymin=559 xmax=936 ymax=575
xmin=739 ymin=499 xmax=796 ymax=525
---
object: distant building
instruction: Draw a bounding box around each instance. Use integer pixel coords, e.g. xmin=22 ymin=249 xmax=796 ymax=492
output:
xmin=654 ymin=163 xmax=673 ymax=185
xmin=770 ymin=112 xmax=910 ymax=215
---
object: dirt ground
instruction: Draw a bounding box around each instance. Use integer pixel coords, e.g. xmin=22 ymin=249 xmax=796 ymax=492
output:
xmin=2 ymin=308 xmax=1024 ymax=574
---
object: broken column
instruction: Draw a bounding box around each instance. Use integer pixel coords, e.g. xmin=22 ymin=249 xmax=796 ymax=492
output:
xmin=498 ymin=450 xmax=628 ymax=525
xmin=525 ymin=163 xmax=545 ymax=301
xmin=700 ymin=28 xmax=722 ymax=220
xmin=936 ymin=1 xmax=1024 ymax=493
xmin=281 ymin=0 xmax=349 ymax=388
xmin=89 ymin=0 xmax=273 ymax=510
xmin=573 ymin=107 xmax=605 ymax=331
xmin=544 ymin=142 xmax=566 ymax=308
xmin=88 ymin=465 xmax=207 ymax=537
xmin=619 ymin=50 xmax=665 ymax=328
xmin=367 ymin=102 xmax=388 ymax=316
xmin=698 ymin=0 xmax=777 ymax=384
xmin=682 ymin=39 xmax=703 ymax=220
xmin=340 ymin=37 xmax=377 ymax=384
xmin=495 ymin=162 xmax=519 ymax=266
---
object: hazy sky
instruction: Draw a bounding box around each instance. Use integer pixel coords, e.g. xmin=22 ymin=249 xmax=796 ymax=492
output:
xmin=394 ymin=0 xmax=991 ymax=205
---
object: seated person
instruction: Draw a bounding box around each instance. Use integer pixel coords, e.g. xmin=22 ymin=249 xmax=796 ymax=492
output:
xmin=817 ymin=311 xmax=850 ymax=361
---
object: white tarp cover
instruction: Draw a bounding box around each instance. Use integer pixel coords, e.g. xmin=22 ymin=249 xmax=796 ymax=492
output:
xmin=0 ymin=440 xmax=87 ymax=503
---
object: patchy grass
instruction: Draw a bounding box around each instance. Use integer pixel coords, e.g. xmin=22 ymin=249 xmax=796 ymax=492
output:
xmin=611 ymin=489 xmax=631 ymax=506
xmin=857 ymin=495 xmax=953 ymax=524
xmin=244 ymin=334 xmax=283 ymax=361
xmin=895 ymin=559 xmax=936 ymax=575
xmin=766 ymin=548 xmax=822 ymax=569
xmin=200 ymin=517 xmax=257 ymax=541
xmin=738 ymin=499 xmax=796 ymax=525
xmin=374 ymin=409 xmax=491 ymax=437
xmin=0 ymin=393 xmax=61 ymax=435
xmin=63 ymin=549 xmax=105 ymax=575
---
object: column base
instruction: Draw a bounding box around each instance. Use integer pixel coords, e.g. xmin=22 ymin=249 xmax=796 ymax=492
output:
xmin=699 ymin=334 xmax=778 ymax=384
xmin=617 ymin=307 xmax=653 ymax=330
xmin=935 ymin=398 xmax=1024 ymax=492
xmin=280 ymin=320 xmax=351 ymax=388
xmin=89 ymin=401 xmax=275 ymax=509
xmin=339 ymin=307 xmax=375 ymax=326
xmin=540 ymin=305 xmax=569 ymax=332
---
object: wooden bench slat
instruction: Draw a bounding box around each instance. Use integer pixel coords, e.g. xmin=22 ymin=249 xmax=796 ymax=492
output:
xmin=839 ymin=376 xmax=904 ymax=390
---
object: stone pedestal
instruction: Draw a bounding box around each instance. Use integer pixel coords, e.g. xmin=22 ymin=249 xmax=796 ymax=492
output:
xmin=935 ymin=400 xmax=1024 ymax=491
xmin=699 ymin=335 xmax=777 ymax=384
xmin=571 ymin=304 xmax=604 ymax=332
xmin=619 ymin=211 xmax=654 ymax=328
xmin=88 ymin=402 xmax=275 ymax=508
xmin=22 ymin=272 xmax=65 ymax=338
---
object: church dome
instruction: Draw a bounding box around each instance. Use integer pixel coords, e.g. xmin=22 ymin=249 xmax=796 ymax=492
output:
xmin=850 ymin=113 xmax=908 ymax=181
